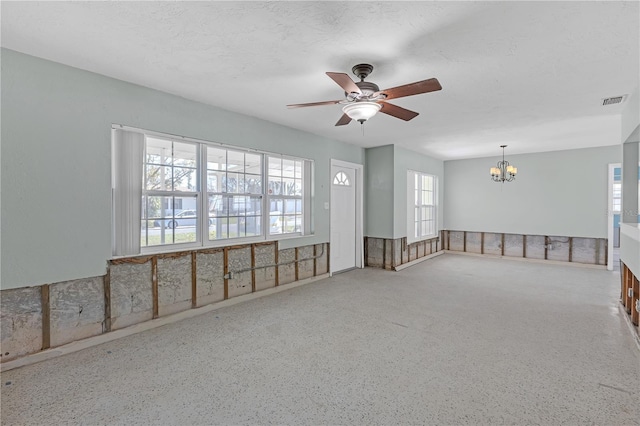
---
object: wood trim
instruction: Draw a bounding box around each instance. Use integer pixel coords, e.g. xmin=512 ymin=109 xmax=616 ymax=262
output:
xmin=191 ymin=252 xmax=197 ymax=308
xmin=223 ymin=248 xmax=229 ymax=299
xmin=295 ymin=247 xmax=299 ymax=281
xmin=400 ymin=237 xmax=409 ymax=265
xmin=480 ymin=232 xmax=485 ymax=255
xmin=313 ymin=244 xmax=318 ymax=276
xmin=632 ymin=275 xmax=639 ymax=326
xmin=327 ymin=242 xmax=331 ymax=274
xmin=501 ymin=233 xmax=505 ymax=256
xmin=595 ymin=238 xmax=600 ymax=265
xmin=391 ymin=239 xmax=396 ymax=269
xmin=463 ymin=231 xmax=467 ymax=252
xmin=364 ymin=237 xmax=369 ymax=267
xmin=383 ymin=239 xmax=387 ymax=270
xmin=253 ymin=241 xmax=274 ymax=247
xmin=41 ymin=284 xmax=50 ymax=350
xmin=544 ymin=236 xmax=548 ymax=260
xmin=156 ymin=251 xmax=191 ymax=260
xmin=151 ymin=256 xmax=159 ymax=319
xmin=568 ymin=237 xmax=573 ymax=263
xmin=447 ymin=230 xmax=450 ymax=250
xmin=523 ymin=235 xmax=527 ymax=258
xmin=196 ymin=247 xmax=225 ymax=255
xmin=604 ymin=239 xmax=608 ymax=267
xmin=251 ymin=244 xmax=256 ymax=293
xmin=275 ymin=241 xmax=279 ymax=286
xmin=110 ymin=255 xmax=153 ymax=265
xmin=104 ymin=270 xmax=112 ymax=332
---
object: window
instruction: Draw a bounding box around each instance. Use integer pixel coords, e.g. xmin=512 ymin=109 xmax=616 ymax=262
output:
xmin=207 ymin=147 xmax=263 ymax=240
xmin=142 ymin=137 xmax=199 ymax=247
xmin=407 ymin=171 xmax=437 ymax=243
xmin=267 ymin=156 xmax=304 ymax=235
xmin=333 ymin=171 xmax=350 ymax=186
xmin=112 ymin=127 xmax=313 ymax=256
xmin=612 ymin=182 xmax=621 ymax=213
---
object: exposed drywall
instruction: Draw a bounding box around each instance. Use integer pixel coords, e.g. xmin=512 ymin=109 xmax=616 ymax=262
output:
xmin=49 ymin=276 xmax=105 ymax=347
xmin=195 ymin=250 xmax=225 ymax=306
xmin=364 ymin=145 xmax=394 ymax=238
xmin=278 ymin=248 xmax=296 ymax=285
xmin=444 ymin=146 xmax=621 ymax=237
xmin=443 ymin=230 xmax=606 ymax=266
xmin=157 ymin=254 xmax=192 ymax=316
xmin=254 ymin=244 xmax=276 ymax=292
xmin=393 ymin=146 xmax=444 ymax=239
xmin=365 ymin=236 xmax=441 ymax=270
xmin=297 ymin=246 xmax=315 ymax=280
xmin=0 ymin=48 xmax=364 ymax=290
xmin=0 ymin=287 xmax=42 ymax=362
xmin=227 ymin=246 xmax=252 ymax=298
xmin=0 ymin=242 xmax=330 ymax=363
xmin=110 ymin=261 xmax=153 ymax=330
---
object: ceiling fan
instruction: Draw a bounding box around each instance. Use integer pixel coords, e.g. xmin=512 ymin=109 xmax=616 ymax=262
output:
xmin=287 ymin=63 xmax=442 ymax=126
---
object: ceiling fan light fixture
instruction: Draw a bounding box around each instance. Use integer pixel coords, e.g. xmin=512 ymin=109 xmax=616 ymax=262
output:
xmin=342 ymin=101 xmax=381 ymax=123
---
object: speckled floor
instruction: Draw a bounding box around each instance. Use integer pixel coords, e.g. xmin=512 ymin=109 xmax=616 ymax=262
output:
xmin=1 ymin=255 xmax=639 ymax=425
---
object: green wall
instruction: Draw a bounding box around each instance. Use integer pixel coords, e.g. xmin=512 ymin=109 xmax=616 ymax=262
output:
xmin=444 ymin=145 xmax=621 ymax=237
xmin=1 ymin=49 xmax=364 ymax=289
xmin=364 ymin=145 xmax=444 ymax=239
xmin=364 ymin=145 xmax=395 ymax=238
xmin=393 ymin=146 xmax=444 ymax=239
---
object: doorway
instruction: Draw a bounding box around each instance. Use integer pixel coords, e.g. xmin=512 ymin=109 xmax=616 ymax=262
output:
xmin=607 ymin=163 xmax=621 ymax=271
xmin=330 ymin=159 xmax=363 ymax=274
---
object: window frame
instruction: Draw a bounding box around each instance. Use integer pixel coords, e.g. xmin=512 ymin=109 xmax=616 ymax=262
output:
xmin=407 ymin=170 xmax=438 ymax=244
xmin=113 ymin=126 xmax=314 ymax=256
xmin=141 ymin=137 xmax=201 ymax=251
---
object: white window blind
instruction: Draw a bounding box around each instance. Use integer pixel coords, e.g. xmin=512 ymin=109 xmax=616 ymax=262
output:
xmin=112 ymin=129 xmax=144 ymax=256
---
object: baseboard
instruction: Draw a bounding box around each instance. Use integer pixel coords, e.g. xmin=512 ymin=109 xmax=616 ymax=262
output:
xmin=393 ymin=251 xmax=445 ymax=271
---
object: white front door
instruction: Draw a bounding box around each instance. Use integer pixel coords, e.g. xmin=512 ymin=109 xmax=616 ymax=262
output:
xmin=331 ymin=164 xmax=357 ymax=273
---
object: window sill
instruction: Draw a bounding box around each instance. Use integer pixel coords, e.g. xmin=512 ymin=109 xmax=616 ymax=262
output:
xmin=115 ymin=233 xmax=311 ymax=259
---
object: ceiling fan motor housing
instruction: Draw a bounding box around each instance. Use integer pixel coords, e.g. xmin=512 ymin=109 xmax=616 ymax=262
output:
xmin=352 ymin=63 xmax=374 ymax=80
xmin=355 ymin=81 xmax=379 ymax=95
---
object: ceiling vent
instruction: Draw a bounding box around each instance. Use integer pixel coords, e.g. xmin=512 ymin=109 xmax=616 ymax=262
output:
xmin=602 ymin=95 xmax=627 ymax=106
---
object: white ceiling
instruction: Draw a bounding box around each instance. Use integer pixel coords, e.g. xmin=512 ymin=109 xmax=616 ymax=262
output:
xmin=1 ymin=1 xmax=638 ymax=160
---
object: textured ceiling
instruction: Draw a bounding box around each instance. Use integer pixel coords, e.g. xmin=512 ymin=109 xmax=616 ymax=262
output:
xmin=1 ymin=1 xmax=638 ymax=160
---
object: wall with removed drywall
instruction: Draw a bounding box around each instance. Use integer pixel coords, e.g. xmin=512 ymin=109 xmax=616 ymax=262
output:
xmin=1 ymin=48 xmax=363 ymax=290
xmin=444 ymin=145 xmax=621 ymax=238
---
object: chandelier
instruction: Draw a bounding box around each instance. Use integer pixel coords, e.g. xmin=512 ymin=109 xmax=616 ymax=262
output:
xmin=490 ymin=145 xmax=517 ymax=182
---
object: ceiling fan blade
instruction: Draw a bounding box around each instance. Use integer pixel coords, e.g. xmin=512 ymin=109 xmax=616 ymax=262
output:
xmin=326 ymin=72 xmax=362 ymax=95
xmin=376 ymin=78 xmax=442 ymax=100
xmin=335 ymin=113 xmax=352 ymax=126
xmin=287 ymin=100 xmax=342 ymax=108
xmin=379 ymin=102 xmax=419 ymax=121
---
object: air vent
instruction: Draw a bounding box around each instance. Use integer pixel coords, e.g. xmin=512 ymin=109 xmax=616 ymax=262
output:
xmin=602 ymin=95 xmax=627 ymax=106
